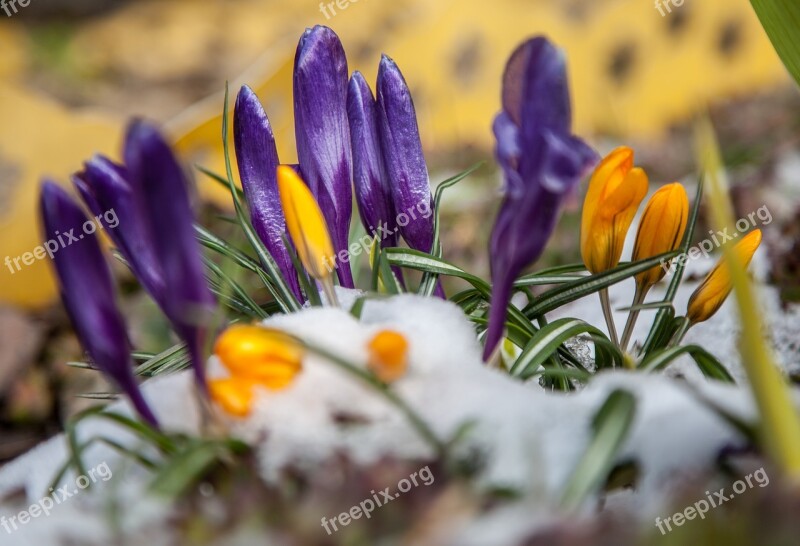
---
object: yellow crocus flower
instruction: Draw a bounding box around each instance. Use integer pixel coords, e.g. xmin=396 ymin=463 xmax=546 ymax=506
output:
xmin=687 ymin=229 xmax=762 ymax=324
xmin=581 ymin=146 xmax=649 ymax=274
xmin=367 ymin=330 xmax=409 ymax=383
xmin=632 ymin=183 xmax=689 ymax=292
xmin=210 ymin=324 xmax=304 ymax=417
xmin=276 ymin=165 xmax=336 ymax=282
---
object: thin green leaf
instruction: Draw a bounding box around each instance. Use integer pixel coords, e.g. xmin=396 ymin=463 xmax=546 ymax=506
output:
xmin=523 ymin=252 xmax=679 ymax=319
xmin=750 ymin=0 xmax=800 ymax=87
xmin=641 ymin=345 xmax=734 ymax=382
xmin=560 ymin=389 xmax=637 ymax=510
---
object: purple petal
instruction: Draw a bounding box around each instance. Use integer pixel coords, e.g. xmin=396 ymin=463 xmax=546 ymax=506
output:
xmin=40 ymin=181 xmax=158 ymax=426
xmin=234 ymin=85 xmax=303 ymax=300
xmin=347 ymin=71 xmax=398 ymax=248
xmin=376 ymin=54 xmax=434 ymax=254
xmin=73 ymin=156 xmax=165 ymax=302
xmin=293 ymin=25 xmax=354 ymax=287
xmin=124 ymin=120 xmax=215 ymax=387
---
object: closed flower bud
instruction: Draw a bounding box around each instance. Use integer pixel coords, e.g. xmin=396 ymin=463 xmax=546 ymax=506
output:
xmin=277 ymin=165 xmax=336 ymax=282
xmin=687 ymin=229 xmax=762 ymax=324
xmin=367 ymin=330 xmax=408 ymax=383
xmin=581 ymin=146 xmax=649 ymax=274
xmin=632 ymin=183 xmax=689 ymax=291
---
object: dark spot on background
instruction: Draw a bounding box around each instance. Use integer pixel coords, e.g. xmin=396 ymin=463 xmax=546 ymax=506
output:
xmin=666 ymin=7 xmax=689 ymax=35
xmin=451 ymin=33 xmax=484 ymax=87
xmin=718 ymin=20 xmax=743 ymax=57
xmin=608 ymin=42 xmax=636 ymax=85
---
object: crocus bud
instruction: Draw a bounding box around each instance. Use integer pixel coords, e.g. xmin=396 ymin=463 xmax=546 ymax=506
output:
xmin=234 ymin=85 xmax=303 ymax=301
xmin=367 ymin=330 xmax=408 ymax=383
xmin=293 ymin=25 xmax=354 ymax=288
xmin=214 ymin=324 xmax=303 ymax=389
xmin=376 ymin=54 xmax=434 ymax=254
xmin=580 ymin=146 xmax=648 ymax=274
xmin=687 ymin=229 xmax=762 ymax=324
xmin=277 ymin=165 xmax=336 ymax=282
xmin=210 ymin=324 xmax=305 ymax=417
xmin=40 ymin=182 xmax=158 ymax=427
xmin=347 ymin=71 xmax=398 ymax=247
xmin=632 ymin=183 xmax=689 ymax=292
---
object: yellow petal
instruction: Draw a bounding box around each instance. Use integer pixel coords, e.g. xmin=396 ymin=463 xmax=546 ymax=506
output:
xmin=276 ymin=165 xmax=335 ymax=280
xmin=632 ymin=183 xmax=689 ymax=290
xmin=687 ymin=229 xmax=762 ymax=324
xmin=209 ymin=377 xmax=258 ymax=418
xmin=367 ymin=330 xmax=409 ymax=383
xmin=580 ymin=147 xmax=648 ymax=273
xmin=214 ymin=324 xmax=303 ymax=388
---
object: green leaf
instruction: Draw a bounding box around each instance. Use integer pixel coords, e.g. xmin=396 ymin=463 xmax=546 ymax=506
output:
xmin=511 ymin=318 xmax=622 ymax=378
xmin=560 ymin=389 xmax=637 ymax=510
xmin=523 ymin=251 xmax=679 ymax=319
xmin=149 ymin=441 xmax=222 ymax=497
xmin=282 ymin=233 xmax=321 ymax=306
xmin=419 ymin=162 xmax=484 ymax=296
xmin=203 ymin=256 xmax=268 ymax=319
xmin=750 ymin=0 xmax=800 ymax=87
xmin=641 ymin=345 xmax=734 ymax=382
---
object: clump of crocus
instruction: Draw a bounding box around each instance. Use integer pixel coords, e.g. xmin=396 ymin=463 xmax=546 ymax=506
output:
xmin=294 ymin=25 xmax=354 ymax=289
xmin=483 ymin=36 xmax=598 ymax=361
xmin=210 ymin=324 xmax=304 ymax=417
xmin=40 ymin=182 xmax=158 ymax=426
xmin=580 ymin=146 xmax=648 ymax=345
xmin=234 ymin=85 xmax=302 ymax=301
xmin=367 ymin=330 xmax=409 ymax=382
xmin=277 ymin=165 xmax=339 ymax=304
xmin=620 ymin=183 xmax=689 ymax=350
xmin=687 ymin=229 xmax=762 ymax=325
xmin=72 ymin=121 xmax=216 ymax=389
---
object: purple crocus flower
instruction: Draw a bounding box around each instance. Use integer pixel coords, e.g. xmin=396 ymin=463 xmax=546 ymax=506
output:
xmin=123 ymin=120 xmax=217 ymax=388
xmin=483 ymin=37 xmax=599 ymax=361
xmin=346 ymin=71 xmax=398 ymax=248
xmin=74 ymin=121 xmax=216 ymax=389
xmin=375 ymin=54 xmax=434 ymax=255
xmin=293 ymin=25 xmax=354 ymax=288
xmin=40 ymin=182 xmax=158 ymax=427
xmin=233 ymin=85 xmax=303 ymax=300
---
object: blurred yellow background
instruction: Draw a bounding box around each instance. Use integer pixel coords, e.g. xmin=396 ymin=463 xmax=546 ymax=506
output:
xmin=0 ymin=0 xmax=790 ymax=308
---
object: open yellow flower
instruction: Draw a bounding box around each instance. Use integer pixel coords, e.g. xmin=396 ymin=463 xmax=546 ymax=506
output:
xmin=209 ymin=324 xmax=304 ymax=417
xmin=687 ymin=229 xmax=762 ymax=324
xmin=580 ymin=147 xmax=649 ymax=274
xmin=277 ymin=165 xmax=335 ymax=281
xmin=367 ymin=330 xmax=409 ymax=383
xmin=632 ymin=183 xmax=689 ymax=292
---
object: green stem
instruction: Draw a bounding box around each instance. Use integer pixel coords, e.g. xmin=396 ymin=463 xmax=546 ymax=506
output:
xmin=599 ymin=288 xmax=619 ymax=347
xmin=620 ymin=285 xmax=646 ymax=353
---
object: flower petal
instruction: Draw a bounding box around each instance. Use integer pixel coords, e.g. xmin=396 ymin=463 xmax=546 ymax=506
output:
xmin=234 ymin=85 xmax=302 ymax=300
xmin=40 ymin=181 xmax=158 ymax=426
xmin=293 ymin=25 xmax=354 ymax=287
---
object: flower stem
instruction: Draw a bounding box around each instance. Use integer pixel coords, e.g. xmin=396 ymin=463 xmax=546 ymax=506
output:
xmin=620 ymin=285 xmax=646 ymax=353
xmin=599 ymin=288 xmax=619 ymax=347
xmin=667 ymin=316 xmax=691 ymax=348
